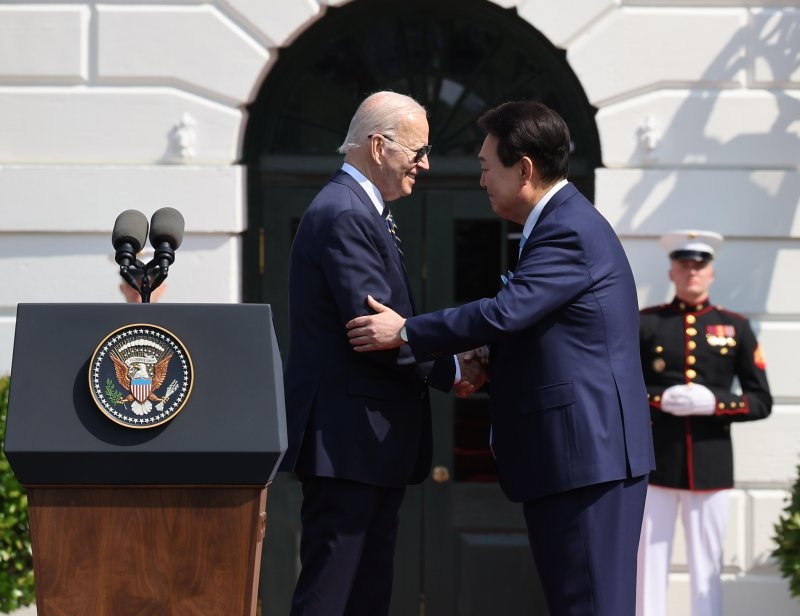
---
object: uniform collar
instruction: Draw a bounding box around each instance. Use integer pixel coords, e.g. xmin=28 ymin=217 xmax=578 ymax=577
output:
xmin=670 ymin=296 xmax=711 ymax=313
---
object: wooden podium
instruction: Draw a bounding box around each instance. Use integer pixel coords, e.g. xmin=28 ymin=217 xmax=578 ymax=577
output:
xmin=4 ymin=304 xmax=287 ymax=616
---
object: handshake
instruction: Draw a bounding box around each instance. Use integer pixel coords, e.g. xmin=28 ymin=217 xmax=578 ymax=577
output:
xmin=453 ymin=346 xmax=490 ymax=398
xmin=659 ymin=384 xmax=716 ymax=416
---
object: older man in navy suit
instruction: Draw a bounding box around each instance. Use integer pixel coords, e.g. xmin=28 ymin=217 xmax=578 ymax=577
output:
xmin=281 ymin=91 xmax=484 ymax=616
xmin=347 ymin=100 xmax=655 ymax=615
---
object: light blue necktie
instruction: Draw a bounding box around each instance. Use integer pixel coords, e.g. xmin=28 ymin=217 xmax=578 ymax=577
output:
xmin=501 ymin=234 xmax=528 ymax=286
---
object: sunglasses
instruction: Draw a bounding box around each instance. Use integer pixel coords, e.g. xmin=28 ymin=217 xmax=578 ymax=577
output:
xmin=368 ymin=134 xmax=432 ymax=163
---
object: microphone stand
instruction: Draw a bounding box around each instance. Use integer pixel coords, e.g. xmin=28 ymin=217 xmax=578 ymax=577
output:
xmin=119 ymin=255 xmax=170 ymax=304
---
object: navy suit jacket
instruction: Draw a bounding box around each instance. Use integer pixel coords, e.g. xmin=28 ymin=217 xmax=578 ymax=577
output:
xmin=405 ymin=183 xmax=655 ymax=502
xmin=280 ymin=170 xmax=455 ymax=487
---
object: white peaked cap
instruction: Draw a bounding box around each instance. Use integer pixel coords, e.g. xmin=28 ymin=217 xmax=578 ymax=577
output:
xmin=660 ymin=229 xmax=724 ymax=262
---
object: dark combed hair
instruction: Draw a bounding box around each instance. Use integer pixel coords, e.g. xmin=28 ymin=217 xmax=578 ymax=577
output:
xmin=477 ymin=101 xmax=570 ymax=183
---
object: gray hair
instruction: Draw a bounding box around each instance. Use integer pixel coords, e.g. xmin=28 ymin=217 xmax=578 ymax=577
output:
xmin=337 ymin=91 xmax=426 ymax=154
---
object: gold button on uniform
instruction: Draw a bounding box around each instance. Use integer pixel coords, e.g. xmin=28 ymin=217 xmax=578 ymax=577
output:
xmin=686 ymin=369 xmax=697 ymax=379
xmin=686 ymin=315 xmax=697 ymax=325
xmin=686 ymin=327 xmax=697 ymax=336
xmin=688 ymin=341 xmax=697 ymax=350
xmin=687 ymin=356 xmax=696 ymax=365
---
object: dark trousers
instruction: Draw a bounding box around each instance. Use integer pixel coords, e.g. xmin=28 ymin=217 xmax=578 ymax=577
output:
xmin=289 ymin=475 xmax=406 ymax=616
xmin=523 ymin=474 xmax=648 ymax=616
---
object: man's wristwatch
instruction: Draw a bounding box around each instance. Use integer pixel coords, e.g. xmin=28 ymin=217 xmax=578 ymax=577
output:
xmin=399 ymin=324 xmax=408 ymax=343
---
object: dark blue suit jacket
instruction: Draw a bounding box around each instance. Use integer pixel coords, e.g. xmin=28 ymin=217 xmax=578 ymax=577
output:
xmin=405 ymin=183 xmax=655 ymax=502
xmin=280 ymin=170 xmax=454 ymax=487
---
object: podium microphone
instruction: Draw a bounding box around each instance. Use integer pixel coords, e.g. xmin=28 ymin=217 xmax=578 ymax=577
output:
xmin=112 ymin=210 xmax=149 ymax=268
xmin=112 ymin=209 xmax=149 ymax=298
xmin=149 ymin=207 xmax=185 ymax=274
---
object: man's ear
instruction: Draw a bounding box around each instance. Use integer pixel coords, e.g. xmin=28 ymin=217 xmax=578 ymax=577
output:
xmin=369 ymin=134 xmax=385 ymax=165
xmin=519 ymin=156 xmax=534 ymax=185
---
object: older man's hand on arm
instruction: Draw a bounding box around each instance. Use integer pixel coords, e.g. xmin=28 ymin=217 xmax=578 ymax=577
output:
xmin=347 ymin=295 xmax=407 ymax=350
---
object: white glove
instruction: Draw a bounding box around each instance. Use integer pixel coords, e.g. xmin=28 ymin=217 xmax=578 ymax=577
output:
xmin=660 ymin=384 xmax=716 ymax=416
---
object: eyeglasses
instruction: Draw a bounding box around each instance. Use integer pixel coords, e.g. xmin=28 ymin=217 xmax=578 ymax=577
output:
xmin=368 ymin=134 xmax=432 ymax=163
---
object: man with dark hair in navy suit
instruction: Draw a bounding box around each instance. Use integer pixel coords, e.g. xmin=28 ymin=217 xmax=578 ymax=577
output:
xmin=281 ymin=90 xmax=484 ymax=616
xmin=347 ymin=100 xmax=655 ymax=615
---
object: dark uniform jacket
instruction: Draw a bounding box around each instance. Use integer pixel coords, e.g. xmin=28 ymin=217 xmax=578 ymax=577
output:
xmin=640 ymin=297 xmax=772 ymax=490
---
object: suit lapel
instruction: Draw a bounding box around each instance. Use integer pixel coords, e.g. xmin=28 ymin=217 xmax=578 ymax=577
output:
xmin=331 ymin=170 xmax=416 ymax=312
xmin=332 ymin=171 xmax=404 ymax=269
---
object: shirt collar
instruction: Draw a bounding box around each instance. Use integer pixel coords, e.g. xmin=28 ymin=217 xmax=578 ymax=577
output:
xmin=342 ymin=162 xmax=385 ymax=215
xmin=521 ymin=178 xmax=568 ymax=239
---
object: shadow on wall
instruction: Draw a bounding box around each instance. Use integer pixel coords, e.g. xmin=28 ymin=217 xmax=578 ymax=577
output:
xmin=611 ymin=11 xmax=800 ymax=315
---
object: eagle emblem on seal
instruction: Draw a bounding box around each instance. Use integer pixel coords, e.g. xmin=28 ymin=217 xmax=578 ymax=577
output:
xmin=89 ymin=324 xmax=193 ymax=428
xmin=110 ymin=342 xmax=176 ymax=416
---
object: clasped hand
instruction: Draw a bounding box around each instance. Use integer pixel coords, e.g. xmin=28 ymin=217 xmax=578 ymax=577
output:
xmin=660 ymin=384 xmax=716 ymax=416
xmin=454 ymin=346 xmax=489 ymax=398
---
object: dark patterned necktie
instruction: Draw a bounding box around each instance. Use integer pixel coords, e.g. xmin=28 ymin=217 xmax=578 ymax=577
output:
xmin=383 ymin=207 xmax=404 ymax=261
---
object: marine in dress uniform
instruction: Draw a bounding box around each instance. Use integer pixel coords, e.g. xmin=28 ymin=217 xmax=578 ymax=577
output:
xmin=635 ymin=230 xmax=772 ymax=616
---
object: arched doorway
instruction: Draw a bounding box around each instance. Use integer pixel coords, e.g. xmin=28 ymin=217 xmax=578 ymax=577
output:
xmin=243 ymin=1 xmax=599 ymax=613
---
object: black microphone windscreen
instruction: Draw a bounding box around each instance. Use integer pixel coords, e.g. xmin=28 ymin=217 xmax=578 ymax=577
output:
xmin=112 ymin=210 xmax=149 ymax=252
xmin=149 ymin=207 xmax=185 ymax=249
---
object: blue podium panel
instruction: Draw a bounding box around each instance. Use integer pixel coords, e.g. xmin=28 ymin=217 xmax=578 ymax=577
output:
xmin=5 ymin=303 xmax=286 ymax=486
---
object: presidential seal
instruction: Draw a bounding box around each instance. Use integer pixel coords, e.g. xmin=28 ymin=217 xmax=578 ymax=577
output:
xmin=89 ymin=324 xmax=193 ymax=428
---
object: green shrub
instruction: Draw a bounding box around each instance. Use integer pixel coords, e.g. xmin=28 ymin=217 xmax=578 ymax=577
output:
xmin=0 ymin=374 xmax=36 ymax=613
xmin=773 ymin=463 xmax=800 ymax=600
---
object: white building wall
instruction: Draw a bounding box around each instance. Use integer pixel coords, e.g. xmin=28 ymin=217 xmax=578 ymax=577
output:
xmin=0 ymin=1 xmax=797 ymax=614
xmin=580 ymin=4 xmax=800 ymax=615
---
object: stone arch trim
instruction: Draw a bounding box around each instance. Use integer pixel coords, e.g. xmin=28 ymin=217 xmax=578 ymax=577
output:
xmin=218 ymin=0 xmax=611 ymax=160
xmin=240 ymin=0 xmax=601 ymax=178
